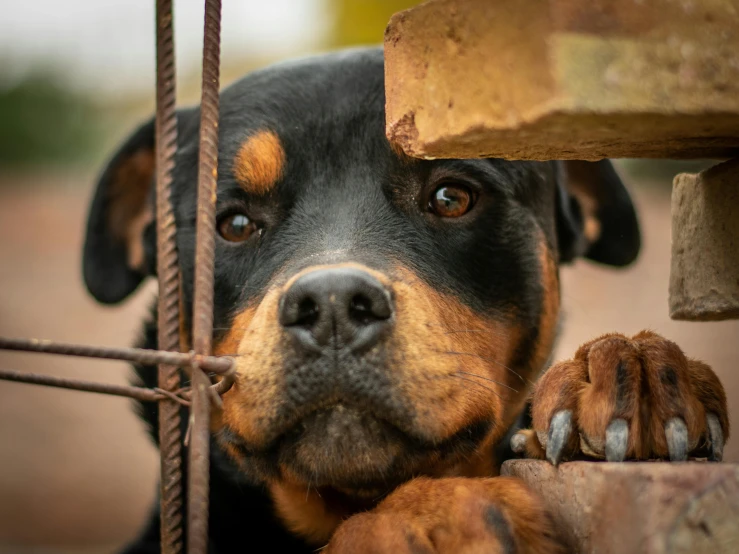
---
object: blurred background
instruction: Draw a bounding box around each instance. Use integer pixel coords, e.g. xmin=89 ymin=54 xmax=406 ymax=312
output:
xmin=0 ymin=1 xmax=736 ymax=552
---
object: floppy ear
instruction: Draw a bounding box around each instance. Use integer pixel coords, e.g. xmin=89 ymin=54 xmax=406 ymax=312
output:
xmin=555 ymin=160 xmax=641 ymax=267
xmin=83 ymin=118 xmax=157 ymax=304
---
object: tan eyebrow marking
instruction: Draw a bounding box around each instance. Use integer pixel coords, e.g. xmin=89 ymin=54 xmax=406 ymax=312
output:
xmin=233 ymin=129 xmax=285 ymax=195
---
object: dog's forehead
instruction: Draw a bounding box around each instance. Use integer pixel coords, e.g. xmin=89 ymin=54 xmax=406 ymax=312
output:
xmin=173 ymin=47 xmax=556 ymax=208
xmin=218 ymin=48 xmax=387 ymax=153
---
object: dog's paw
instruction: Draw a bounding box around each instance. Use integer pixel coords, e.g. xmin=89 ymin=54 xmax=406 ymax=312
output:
xmin=512 ymin=331 xmax=729 ymax=464
xmin=324 ymin=477 xmax=565 ymax=554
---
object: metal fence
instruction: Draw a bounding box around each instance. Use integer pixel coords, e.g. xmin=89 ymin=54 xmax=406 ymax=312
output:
xmin=0 ymin=1 xmax=228 ymax=552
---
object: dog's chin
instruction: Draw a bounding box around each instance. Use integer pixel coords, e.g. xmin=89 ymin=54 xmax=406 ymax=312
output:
xmin=275 ymin=404 xmax=411 ymax=493
xmin=222 ymin=405 xmax=494 ymax=496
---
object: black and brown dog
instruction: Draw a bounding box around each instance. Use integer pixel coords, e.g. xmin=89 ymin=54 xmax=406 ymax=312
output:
xmin=83 ymin=48 xmax=729 ymax=553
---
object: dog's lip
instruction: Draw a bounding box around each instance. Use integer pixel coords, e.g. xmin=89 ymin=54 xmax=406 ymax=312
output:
xmin=219 ymin=401 xmax=492 ymax=460
xmin=222 ymin=400 xmax=410 ymax=455
xmin=274 ymin=410 xmax=494 ymax=491
xmin=264 ymin=394 xmax=412 ymax=447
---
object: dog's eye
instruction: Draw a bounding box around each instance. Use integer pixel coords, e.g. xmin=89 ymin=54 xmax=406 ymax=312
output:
xmin=218 ymin=213 xmax=256 ymax=242
xmin=429 ymin=184 xmax=474 ymax=217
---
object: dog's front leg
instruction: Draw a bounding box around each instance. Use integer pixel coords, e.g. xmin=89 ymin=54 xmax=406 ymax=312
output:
xmin=324 ymin=476 xmax=565 ymax=554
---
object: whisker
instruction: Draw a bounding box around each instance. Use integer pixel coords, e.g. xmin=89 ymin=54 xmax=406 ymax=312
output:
xmin=455 ymin=371 xmax=518 ymax=393
xmin=435 ymin=349 xmax=527 ymax=385
xmin=451 ymin=375 xmax=503 ymax=400
xmin=426 ymin=324 xmax=511 ymax=338
xmin=444 ymin=375 xmax=490 ymax=404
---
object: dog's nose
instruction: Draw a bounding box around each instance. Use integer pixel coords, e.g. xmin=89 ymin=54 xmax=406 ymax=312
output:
xmin=279 ymin=267 xmax=393 ymax=350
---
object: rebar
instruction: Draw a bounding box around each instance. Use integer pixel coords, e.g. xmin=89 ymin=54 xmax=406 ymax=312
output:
xmin=188 ymin=1 xmax=222 ymax=552
xmin=0 ymin=3 xmax=232 ymax=553
xmin=0 ymin=337 xmax=233 ymax=374
xmin=0 ymin=368 xmax=190 ymax=405
xmin=155 ymin=0 xmax=185 ymax=551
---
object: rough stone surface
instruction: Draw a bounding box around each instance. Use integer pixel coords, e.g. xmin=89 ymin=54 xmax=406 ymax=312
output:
xmin=670 ymin=159 xmax=739 ymax=321
xmin=501 ymin=460 xmax=739 ymax=554
xmin=384 ymin=0 xmax=739 ymax=161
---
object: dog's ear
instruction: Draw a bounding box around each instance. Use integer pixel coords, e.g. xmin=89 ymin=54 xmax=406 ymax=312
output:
xmin=83 ymin=118 xmax=157 ymax=304
xmin=555 ymin=160 xmax=640 ymax=267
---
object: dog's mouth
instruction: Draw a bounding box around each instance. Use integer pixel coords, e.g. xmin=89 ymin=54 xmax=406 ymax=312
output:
xmin=219 ymin=403 xmax=492 ymax=494
xmin=277 ymin=404 xmax=408 ymax=489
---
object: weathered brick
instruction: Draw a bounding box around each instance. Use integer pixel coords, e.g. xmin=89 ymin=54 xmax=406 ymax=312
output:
xmin=385 ymin=0 xmax=739 ymax=160
xmin=501 ymin=460 xmax=739 ymax=554
xmin=669 ymin=159 xmax=739 ymax=321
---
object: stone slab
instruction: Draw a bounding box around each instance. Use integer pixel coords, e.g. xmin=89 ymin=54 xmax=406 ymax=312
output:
xmin=501 ymin=460 xmax=739 ymax=554
xmin=385 ymin=0 xmax=739 ymax=160
xmin=670 ymin=159 xmax=739 ymax=321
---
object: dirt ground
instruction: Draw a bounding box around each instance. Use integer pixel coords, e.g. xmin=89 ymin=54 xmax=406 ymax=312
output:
xmin=0 ymin=169 xmax=737 ymax=553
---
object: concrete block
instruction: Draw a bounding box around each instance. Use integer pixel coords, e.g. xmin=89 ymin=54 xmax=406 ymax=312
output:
xmin=670 ymin=159 xmax=739 ymax=321
xmin=385 ymin=0 xmax=739 ymax=160
xmin=501 ymin=460 xmax=739 ymax=554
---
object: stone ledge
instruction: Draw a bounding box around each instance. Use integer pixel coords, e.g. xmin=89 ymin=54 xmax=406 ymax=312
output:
xmin=500 ymin=460 xmax=739 ymax=554
xmin=669 ymin=158 xmax=739 ymax=321
xmin=384 ymin=0 xmax=739 ymax=160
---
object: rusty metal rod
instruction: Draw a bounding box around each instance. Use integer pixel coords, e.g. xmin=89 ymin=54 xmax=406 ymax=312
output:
xmin=155 ymin=0 xmax=185 ymax=551
xmin=0 ymin=368 xmax=190 ymax=405
xmin=188 ymin=0 xmax=222 ymax=551
xmin=0 ymin=337 xmax=233 ymax=374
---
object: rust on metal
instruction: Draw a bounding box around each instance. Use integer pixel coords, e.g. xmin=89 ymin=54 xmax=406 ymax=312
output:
xmin=188 ymin=0 xmax=223 ymax=552
xmin=0 ymin=337 xmax=233 ymax=374
xmin=0 ymin=2 xmax=231 ymax=553
xmin=0 ymin=368 xmax=191 ymax=405
xmin=155 ymin=0 xmax=185 ymax=551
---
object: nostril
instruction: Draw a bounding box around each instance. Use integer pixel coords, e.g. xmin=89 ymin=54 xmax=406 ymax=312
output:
xmin=349 ymin=294 xmax=373 ymax=325
xmin=280 ymin=267 xmax=393 ymax=349
xmin=349 ymin=292 xmax=391 ymax=325
xmin=295 ymin=297 xmax=320 ymax=327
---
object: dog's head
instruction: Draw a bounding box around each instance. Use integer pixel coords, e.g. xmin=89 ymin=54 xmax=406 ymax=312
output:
xmin=84 ymin=48 xmax=639 ymax=539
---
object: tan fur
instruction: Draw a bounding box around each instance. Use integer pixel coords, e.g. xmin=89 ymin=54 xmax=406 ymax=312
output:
xmin=269 ymin=482 xmax=375 ymax=545
xmin=233 ymin=130 xmax=285 ymax=196
xmin=530 ymin=331 xmax=729 ymax=460
xmin=687 ymin=358 xmax=730 ymax=440
xmin=326 ymin=477 xmax=566 ymax=554
xmin=215 ymin=259 xmax=565 ymax=542
xmin=107 ymin=148 xmax=155 ymax=271
xmin=525 ymin=239 xmax=562 ymax=384
xmin=635 ymin=330 xmax=704 ymax=456
xmin=563 ymin=160 xmax=603 ymax=244
xmin=218 ymin=301 xmax=284 ymax=448
xmin=178 ymin=276 xmax=190 ymax=352
xmin=505 ymin=236 xmax=562 ymax=426
xmin=388 ymin=266 xmax=519 ymax=445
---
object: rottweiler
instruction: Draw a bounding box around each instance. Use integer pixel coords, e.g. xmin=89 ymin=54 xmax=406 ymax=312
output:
xmin=83 ymin=48 xmax=729 ymax=553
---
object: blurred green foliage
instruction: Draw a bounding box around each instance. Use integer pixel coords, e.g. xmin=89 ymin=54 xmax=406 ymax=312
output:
xmin=0 ymin=74 xmax=104 ymax=169
xmin=0 ymin=0 xmax=708 ymax=183
xmin=328 ymin=0 xmax=420 ymax=47
xmin=0 ymin=1 xmax=419 ymax=172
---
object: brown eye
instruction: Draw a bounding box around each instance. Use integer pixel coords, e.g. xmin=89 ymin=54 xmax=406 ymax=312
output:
xmin=218 ymin=213 xmax=256 ymax=242
xmin=429 ymin=184 xmax=474 ymax=217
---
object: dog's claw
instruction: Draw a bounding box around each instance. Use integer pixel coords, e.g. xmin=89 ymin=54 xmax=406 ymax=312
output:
xmin=510 ymin=432 xmax=527 ymax=454
xmin=706 ymin=412 xmax=724 ymax=462
xmin=605 ymin=418 xmax=629 ymax=462
xmin=665 ymin=417 xmax=688 ymax=461
xmin=546 ymin=410 xmax=573 ymax=466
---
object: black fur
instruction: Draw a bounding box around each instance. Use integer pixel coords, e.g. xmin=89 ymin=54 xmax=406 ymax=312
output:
xmin=84 ymin=48 xmax=640 ymax=553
